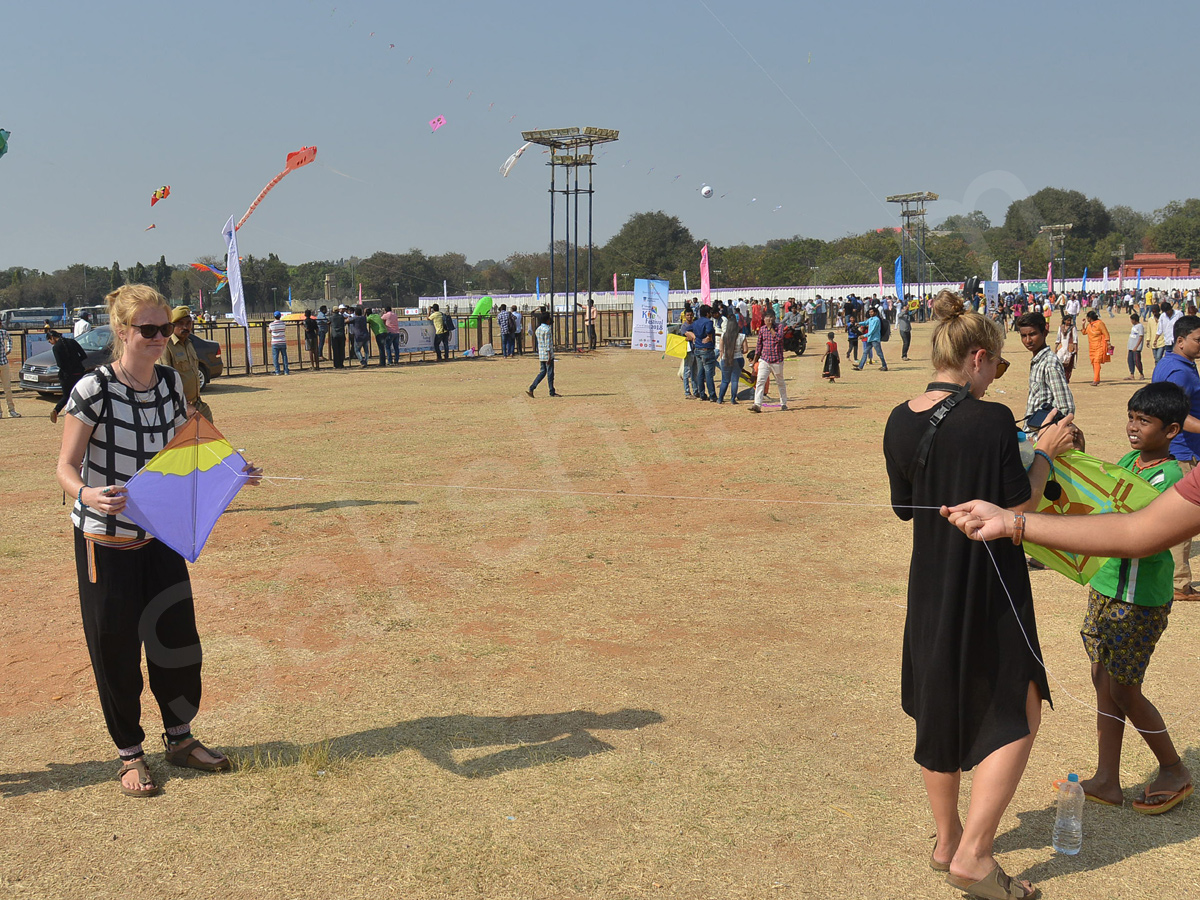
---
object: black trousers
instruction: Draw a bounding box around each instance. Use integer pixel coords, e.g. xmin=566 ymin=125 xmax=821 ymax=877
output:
xmin=54 ymin=371 xmax=84 ymax=415
xmin=331 ymin=334 xmax=346 ymax=368
xmin=74 ymin=529 xmax=203 ymax=751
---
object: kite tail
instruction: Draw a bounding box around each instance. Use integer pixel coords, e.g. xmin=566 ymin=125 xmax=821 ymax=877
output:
xmin=235 ymin=169 xmax=288 ymax=230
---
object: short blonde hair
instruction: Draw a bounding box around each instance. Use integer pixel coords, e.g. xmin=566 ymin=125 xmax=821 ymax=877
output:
xmin=929 ymin=289 xmax=1003 ymax=372
xmin=105 ymin=284 xmax=171 ymax=359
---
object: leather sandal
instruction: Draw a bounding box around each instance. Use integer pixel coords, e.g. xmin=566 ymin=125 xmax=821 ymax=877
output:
xmin=117 ymin=757 xmax=161 ymax=798
xmin=946 ymin=864 xmax=1038 ymax=900
xmin=162 ymin=733 xmax=232 ymax=772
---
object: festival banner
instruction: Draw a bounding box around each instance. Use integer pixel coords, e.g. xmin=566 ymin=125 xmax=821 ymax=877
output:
xmin=388 ymin=322 xmax=460 ymax=354
xmin=983 ymin=281 xmax=999 ymax=314
xmin=631 ymin=277 xmax=668 ymax=351
xmin=1102 ymin=266 xmax=1109 ymax=294
xmin=1025 ymin=450 xmax=1162 ymax=584
xmin=700 ymin=244 xmax=711 ymax=306
xmin=878 ymin=266 xmax=884 ymax=298
xmin=893 ymin=255 xmax=904 ymax=301
xmin=991 ymin=260 xmax=999 ymax=283
xmin=221 ymin=215 xmax=251 ymax=365
xmin=1081 ymin=267 xmax=1088 ymax=294
xmin=1136 ymin=269 xmax=1142 ymax=292
xmin=1047 ymin=260 xmax=1053 ymax=294
xmin=613 ymin=272 xmax=619 ymax=302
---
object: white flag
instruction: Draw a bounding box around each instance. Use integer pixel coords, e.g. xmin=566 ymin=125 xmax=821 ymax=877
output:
xmin=222 ymin=215 xmax=247 ymax=329
xmin=991 ymin=260 xmax=999 ymax=283
xmin=1102 ymin=266 xmax=1109 ymax=293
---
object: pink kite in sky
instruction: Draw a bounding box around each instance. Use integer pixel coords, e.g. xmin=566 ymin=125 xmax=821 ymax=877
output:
xmin=429 ymin=115 xmax=446 ymax=133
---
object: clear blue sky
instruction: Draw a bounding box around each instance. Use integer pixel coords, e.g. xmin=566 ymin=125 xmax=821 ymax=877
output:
xmin=3 ymin=0 xmax=1197 ymax=273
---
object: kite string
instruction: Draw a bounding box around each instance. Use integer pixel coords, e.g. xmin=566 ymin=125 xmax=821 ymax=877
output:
xmin=216 ymin=456 xmax=1194 ymax=735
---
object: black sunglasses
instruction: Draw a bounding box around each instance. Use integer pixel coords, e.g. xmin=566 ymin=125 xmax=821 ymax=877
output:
xmin=129 ymin=322 xmax=173 ymax=338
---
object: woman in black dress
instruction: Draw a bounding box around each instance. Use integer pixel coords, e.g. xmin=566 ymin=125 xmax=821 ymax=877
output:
xmin=883 ymin=290 xmax=1076 ymax=900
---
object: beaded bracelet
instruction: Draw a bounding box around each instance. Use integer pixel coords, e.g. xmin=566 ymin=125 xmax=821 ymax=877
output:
xmin=1034 ymin=449 xmax=1053 ymax=468
xmin=1012 ymin=511 xmax=1026 ymax=546
xmin=77 ymin=485 xmax=85 ymax=506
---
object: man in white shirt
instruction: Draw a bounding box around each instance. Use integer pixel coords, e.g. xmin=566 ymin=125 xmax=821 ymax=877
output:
xmin=1064 ymin=295 xmax=1081 ymax=318
xmin=1156 ymin=301 xmax=1181 ymax=368
xmin=73 ymin=311 xmax=93 ymax=337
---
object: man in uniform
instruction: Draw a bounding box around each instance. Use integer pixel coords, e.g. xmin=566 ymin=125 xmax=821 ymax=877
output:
xmin=159 ymin=306 xmax=213 ymax=422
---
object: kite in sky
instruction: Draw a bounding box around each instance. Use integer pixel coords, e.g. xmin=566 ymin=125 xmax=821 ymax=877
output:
xmin=430 ymin=115 xmax=446 ymax=133
xmin=235 ymin=145 xmax=317 ymax=231
xmin=144 ymin=224 xmax=157 ymax=231
xmin=190 ymin=262 xmax=229 ymax=292
xmin=151 ymin=185 xmax=171 ymax=206
xmin=1025 ymin=450 xmax=1163 ymax=584
xmin=499 ymin=141 xmax=532 ymax=177
xmin=0 ymin=129 xmax=9 ymax=160
xmin=121 ymin=415 xmax=251 ymax=563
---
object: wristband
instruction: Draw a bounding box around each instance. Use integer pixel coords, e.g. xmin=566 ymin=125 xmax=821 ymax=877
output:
xmin=1034 ymin=449 xmax=1053 ymax=468
xmin=1012 ymin=512 xmax=1026 ymax=546
xmin=77 ymin=485 xmax=86 ymax=506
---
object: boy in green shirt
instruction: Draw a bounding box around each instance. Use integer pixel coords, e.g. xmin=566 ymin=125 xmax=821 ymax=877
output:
xmin=1079 ymin=382 xmax=1193 ymax=813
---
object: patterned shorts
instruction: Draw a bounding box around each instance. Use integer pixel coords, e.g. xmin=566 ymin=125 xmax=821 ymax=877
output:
xmin=1080 ymin=588 xmax=1171 ymax=686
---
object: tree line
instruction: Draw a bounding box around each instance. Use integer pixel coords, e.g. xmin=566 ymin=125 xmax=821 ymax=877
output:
xmin=5 ymin=187 xmax=1200 ymax=314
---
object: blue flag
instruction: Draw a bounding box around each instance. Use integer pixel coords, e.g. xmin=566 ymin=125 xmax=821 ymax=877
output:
xmin=1081 ymin=267 xmax=1088 ymax=293
xmin=893 ymin=255 xmax=904 ymax=303
xmin=1136 ymin=269 xmax=1142 ymax=292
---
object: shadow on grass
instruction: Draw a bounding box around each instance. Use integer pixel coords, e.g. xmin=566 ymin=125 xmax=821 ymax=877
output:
xmin=225 ymin=498 xmax=418 ymax=514
xmin=202 ymin=382 xmax=270 ymax=394
xmin=0 ymin=708 xmax=664 ymax=796
xmin=992 ymin=744 xmax=1200 ymax=884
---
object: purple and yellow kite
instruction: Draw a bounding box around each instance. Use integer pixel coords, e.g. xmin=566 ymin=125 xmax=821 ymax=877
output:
xmin=121 ymin=415 xmax=250 ymax=562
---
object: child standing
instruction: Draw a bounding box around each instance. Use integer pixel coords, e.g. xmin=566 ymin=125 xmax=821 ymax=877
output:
xmin=1126 ymin=313 xmax=1145 ymax=380
xmin=821 ymin=332 xmax=840 ymax=382
xmin=845 ymin=315 xmax=859 ymax=363
xmin=1078 ymin=382 xmax=1192 ymax=813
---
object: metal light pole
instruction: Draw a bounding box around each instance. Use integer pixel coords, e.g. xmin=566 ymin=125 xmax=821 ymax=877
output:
xmin=393 ymin=283 xmax=399 ymax=305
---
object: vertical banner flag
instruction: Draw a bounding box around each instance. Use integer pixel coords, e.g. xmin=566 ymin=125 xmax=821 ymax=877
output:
xmin=878 ymin=266 xmax=884 ymax=298
xmin=991 ymin=260 xmax=999 ymax=283
xmin=631 ymin=278 xmax=668 ymax=352
xmin=221 ymin=214 xmax=250 ymax=364
xmin=358 ymin=283 xmax=362 ymax=306
xmin=1102 ymin=266 xmax=1109 ymax=294
xmin=1047 ymin=260 xmax=1053 ymax=294
xmin=536 ymin=276 xmax=541 ymax=305
xmin=894 ymin=255 xmax=904 ymax=302
xmin=984 ymin=280 xmax=1000 ymax=314
xmin=198 ymin=289 xmax=204 ymax=312
xmin=700 ymin=243 xmax=711 ymax=306
xmin=1137 ymin=269 xmax=1142 ymax=292
xmin=613 ymin=272 xmax=619 ymax=301
xmin=683 ymin=270 xmax=688 ymax=293
xmin=1081 ymin=267 xmax=1088 ymax=294
xmin=443 ymin=280 xmax=448 ymax=299
xmin=1017 ymin=260 xmax=1022 ymax=285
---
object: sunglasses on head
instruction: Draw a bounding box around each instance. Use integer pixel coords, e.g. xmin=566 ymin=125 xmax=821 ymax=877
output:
xmin=129 ymin=322 xmax=173 ymax=338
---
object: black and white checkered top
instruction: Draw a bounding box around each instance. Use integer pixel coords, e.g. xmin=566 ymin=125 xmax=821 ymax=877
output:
xmin=67 ymin=364 xmax=187 ymax=538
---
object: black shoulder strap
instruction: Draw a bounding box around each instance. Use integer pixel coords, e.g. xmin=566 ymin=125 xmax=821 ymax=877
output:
xmin=907 ymin=382 xmax=972 ymax=481
xmin=154 ymin=364 xmax=185 ymax=424
xmin=80 ymin=367 xmax=112 ymax=493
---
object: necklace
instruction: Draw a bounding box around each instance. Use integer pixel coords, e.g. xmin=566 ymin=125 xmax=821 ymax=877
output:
xmin=115 ymin=363 xmax=163 ymax=438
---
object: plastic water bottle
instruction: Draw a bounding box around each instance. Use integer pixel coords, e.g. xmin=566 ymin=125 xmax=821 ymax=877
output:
xmin=1018 ymin=431 xmax=1035 ymax=470
xmin=1053 ymin=773 xmax=1084 ymax=855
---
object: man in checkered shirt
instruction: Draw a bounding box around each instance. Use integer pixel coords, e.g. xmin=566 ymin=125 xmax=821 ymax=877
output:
xmin=1016 ymin=311 xmax=1075 ymax=421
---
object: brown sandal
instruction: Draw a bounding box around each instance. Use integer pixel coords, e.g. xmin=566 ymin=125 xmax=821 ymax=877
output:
xmin=117 ymin=757 xmax=161 ymax=798
xmin=946 ymin=864 xmax=1039 ymax=899
xmin=162 ymin=734 xmax=232 ymax=772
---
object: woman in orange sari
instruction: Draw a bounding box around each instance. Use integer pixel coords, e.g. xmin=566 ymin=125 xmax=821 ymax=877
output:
xmin=1083 ymin=308 xmax=1111 ymax=385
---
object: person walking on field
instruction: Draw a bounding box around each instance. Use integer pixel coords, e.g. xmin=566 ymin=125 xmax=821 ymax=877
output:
xmin=0 ymin=325 xmax=21 ymax=418
xmin=48 ymin=330 xmax=89 ymax=423
xmin=526 ymin=311 xmax=558 ymax=397
xmin=1083 ymin=309 xmax=1111 ymax=386
xmin=429 ymin=304 xmax=452 ymax=362
xmin=749 ymin=309 xmax=787 ymax=413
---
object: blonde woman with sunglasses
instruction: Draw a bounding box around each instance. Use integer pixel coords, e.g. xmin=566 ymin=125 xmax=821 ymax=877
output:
xmin=55 ymin=285 xmax=260 ymax=799
xmin=882 ymin=290 xmax=1077 ymax=900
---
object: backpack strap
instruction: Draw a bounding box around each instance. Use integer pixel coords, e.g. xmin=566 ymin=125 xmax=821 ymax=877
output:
xmin=906 ymin=382 xmax=972 ymax=481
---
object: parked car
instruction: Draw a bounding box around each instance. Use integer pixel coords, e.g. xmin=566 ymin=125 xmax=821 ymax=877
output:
xmin=18 ymin=326 xmax=223 ymax=395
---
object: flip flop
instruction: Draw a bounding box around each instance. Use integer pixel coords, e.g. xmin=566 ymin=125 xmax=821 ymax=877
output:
xmin=946 ymin=864 xmax=1038 ymax=900
xmin=1132 ymin=782 xmax=1193 ymax=815
xmin=117 ymin=757 xmax=161 ymax=798
xmin=162 ymin=734 xmax=232 ymax=772
xmin=1050 ymin=778 xmax=1122 ymax=806
xmin=929 ymin=840 xmax=951 ymax=873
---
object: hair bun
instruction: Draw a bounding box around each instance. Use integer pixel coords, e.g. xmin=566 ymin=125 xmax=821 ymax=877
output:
xmin=932 ymin=290 xmax=966 ymax=322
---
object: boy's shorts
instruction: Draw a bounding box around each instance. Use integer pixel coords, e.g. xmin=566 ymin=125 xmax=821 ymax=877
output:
xmin=1080 ymin=587 xmax=1171 ymax=686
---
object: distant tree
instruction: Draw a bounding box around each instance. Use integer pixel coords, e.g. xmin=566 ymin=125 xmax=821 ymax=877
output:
xmin=131 ymin=262 xmax=148 ymax=285
xmin=110 ymin=261 xmax=123 ymax=292
xmin=154 ymin=255 xmax=173 ymax=298
xmin=603 ymin=211 xmax=698 ymax=284
xmin=936 ymin=211 xmax=992 ymax=234
xmin=1002 ymin=187 xmax=1111 ymax=244
xmin=1149 ymin=199 xmax=1200 ymax=263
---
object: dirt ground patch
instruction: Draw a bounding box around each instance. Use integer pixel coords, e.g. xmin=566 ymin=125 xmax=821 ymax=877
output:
xmin=3 ymin=320 xmax=1199 ymax=899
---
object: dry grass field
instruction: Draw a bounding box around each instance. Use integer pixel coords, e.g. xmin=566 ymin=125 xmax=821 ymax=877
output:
xmin=3 ymin=316 xmax=1200 ymax=899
